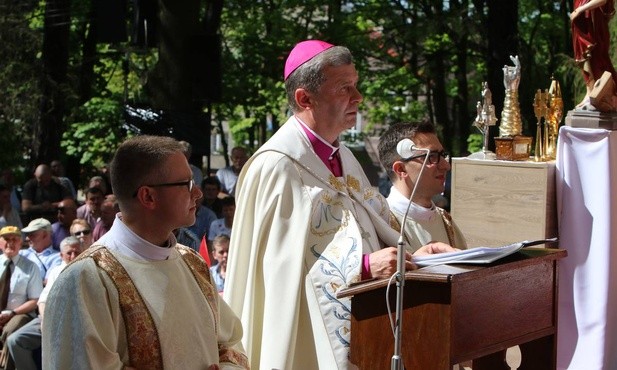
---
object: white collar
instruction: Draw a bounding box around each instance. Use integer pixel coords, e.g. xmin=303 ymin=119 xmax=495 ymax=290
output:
xmin=96 ymin=214 xmax=177 ymax=261
xmin=387 ymin=186 xmax=437 ymax=222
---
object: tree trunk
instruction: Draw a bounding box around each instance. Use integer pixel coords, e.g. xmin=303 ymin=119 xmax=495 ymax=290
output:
xmin=145 ymin=0 xmax=203 ymax=112
xmin=452 ymin=0 xmax=471 ymax=156
xmin=34 ymin=0 xmax=71 ymax=166
xmin=486 ymin=0 xmax=519 ymax=149
xmin=78 ymin=12 xmax=98 ymax=105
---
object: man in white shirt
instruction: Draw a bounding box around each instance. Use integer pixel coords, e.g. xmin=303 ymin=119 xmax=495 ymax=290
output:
xmin=0 ymin=226 xmax=43 ymax=370
xmin=20 ymin=219 xmax=61 ymax=281
xmin=7 ymin=236 xmax=82 ymax=370
xmin=215 ymin=147 xmax=248 ymax=197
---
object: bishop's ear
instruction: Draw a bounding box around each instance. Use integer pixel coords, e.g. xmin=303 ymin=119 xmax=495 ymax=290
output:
xmin=295 ymin=88 xmax=313 ymax=110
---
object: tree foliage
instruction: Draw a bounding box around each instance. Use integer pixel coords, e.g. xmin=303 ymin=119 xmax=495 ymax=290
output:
xmin=1 ymin=0 xmax=616 ymax=176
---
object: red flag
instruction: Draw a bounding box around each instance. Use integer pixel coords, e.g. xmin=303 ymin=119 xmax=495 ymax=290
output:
xmin=199 ymin=236 xmax=211 ymax=267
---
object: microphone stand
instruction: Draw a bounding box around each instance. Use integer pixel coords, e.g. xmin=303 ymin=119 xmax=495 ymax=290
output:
xmin=391 ymin=151 xmax=430 ymax=370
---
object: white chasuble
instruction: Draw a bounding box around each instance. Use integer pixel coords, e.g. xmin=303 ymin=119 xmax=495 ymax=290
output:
xmin=225 ymin=117 xmax=398 ymax=370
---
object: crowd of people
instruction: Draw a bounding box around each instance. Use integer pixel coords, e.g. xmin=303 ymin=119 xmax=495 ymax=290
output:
xmin=0 ymin=145 xmax=245 ymax=368
xmin=0 ymin=38 xmax=467 ymax=370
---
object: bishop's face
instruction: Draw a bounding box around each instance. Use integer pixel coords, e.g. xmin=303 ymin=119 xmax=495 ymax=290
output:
xmin=306 ymin=64 xmax=363 ymax=141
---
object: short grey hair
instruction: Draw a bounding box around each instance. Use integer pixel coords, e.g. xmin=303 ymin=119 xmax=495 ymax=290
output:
xmin=285 ymin=46 xmax=354 ymax=113
xmin=60 ymin=236 xmax=81 ymax=251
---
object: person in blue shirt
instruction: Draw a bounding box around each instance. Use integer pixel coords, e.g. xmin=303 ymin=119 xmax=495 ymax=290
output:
xmin=20 ymin=219 xmax=61 ymax=282
xmin=209 ymin=235 xmax=229 ymax=293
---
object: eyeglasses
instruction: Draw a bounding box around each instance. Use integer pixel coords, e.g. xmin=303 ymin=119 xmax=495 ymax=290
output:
xmin=403 ymin=150 xmax=450 ymax=165
xmin=72 ymin=230 xmax=91 ymax=237
xmin=132 ymin=179 xmax=195 ymax=198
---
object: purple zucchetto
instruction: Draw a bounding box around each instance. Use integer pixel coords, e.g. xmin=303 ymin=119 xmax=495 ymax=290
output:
xmin=284 ymin=40 xmax=335 ymax=81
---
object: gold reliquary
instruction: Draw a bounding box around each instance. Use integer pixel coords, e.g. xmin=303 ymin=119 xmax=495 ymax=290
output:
xmin=494 ymin=135 xmax=533 ymax=161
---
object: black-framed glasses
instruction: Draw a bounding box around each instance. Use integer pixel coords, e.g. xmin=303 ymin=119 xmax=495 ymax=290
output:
xmin=403 ymin=150 xmax=450 ymax=165
xmin=73 ymin=229 xmax=91 ymax=237
xmin=132 ymin=179 xmax=195 ymax=197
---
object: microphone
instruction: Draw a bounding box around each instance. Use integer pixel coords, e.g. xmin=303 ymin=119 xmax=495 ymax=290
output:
xmin=390 ymin=138 xmax=431 ymax=370
xmin=397 ymin=138 xmax=430 ymax=159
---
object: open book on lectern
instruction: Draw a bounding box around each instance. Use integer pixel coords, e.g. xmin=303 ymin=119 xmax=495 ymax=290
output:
xmin=412 ymin=237 xmax=558 ymax=267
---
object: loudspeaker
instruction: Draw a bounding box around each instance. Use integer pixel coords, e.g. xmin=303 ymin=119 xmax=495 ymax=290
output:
xmin=94 ymin=0 xmax=128 ymax=43
xmin=192 ymin=33 xmax=222 ymax=102
xmin=132 ymin=0 xmax=158 ymax=47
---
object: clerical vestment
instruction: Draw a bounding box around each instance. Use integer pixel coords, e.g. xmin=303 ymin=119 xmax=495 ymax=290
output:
xmin=387 ymin=186 xmax=468 ymax=252
xmin=225 ymin=117 xmax=399 ymax=370
xmin=43 ymin=243 xmax=247 ymax=369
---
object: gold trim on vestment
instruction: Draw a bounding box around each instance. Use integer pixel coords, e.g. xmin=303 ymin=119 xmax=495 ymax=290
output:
xmin=436 ymin=208 xmax=457 ymax=249
xmin=83 ymin=245 xmax=164 ymax=370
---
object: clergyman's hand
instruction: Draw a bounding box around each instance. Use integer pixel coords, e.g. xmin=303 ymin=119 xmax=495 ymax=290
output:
xmin=413 ymin=242 xmax=459 ymax=256
xmin=369 ymin=247 xmax=415 ymax=279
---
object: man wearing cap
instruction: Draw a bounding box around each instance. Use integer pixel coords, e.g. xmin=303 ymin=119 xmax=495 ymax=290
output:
xmin=0 ymin=226 xmax=43 ymax=370
xmin=20 ymin=219 xmax=61 ymax=281
xmin=225 ymin=40 xmax=454 ymax=369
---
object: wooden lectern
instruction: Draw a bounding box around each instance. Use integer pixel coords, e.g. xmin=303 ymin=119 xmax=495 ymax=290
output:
xmin=338 ymin=248 xmax=566 ymax=370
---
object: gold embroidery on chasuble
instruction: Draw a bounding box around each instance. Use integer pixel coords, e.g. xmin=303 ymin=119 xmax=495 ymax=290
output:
xmin=436 ymin=208 xmax=457 ymax=249
xmin=81 ymin=245 xmax=164 ymax=370
xmin=389 ymin=211 xmax=402 ymax=233
xmin=345 ymin=175 xmax=361 ymax=193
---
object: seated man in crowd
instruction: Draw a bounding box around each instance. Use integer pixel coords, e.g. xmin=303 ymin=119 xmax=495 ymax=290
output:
xmin=0 ymin=226 xmax=43 ymax=370
xmin=92 ymin=199 xmax=116 ymax=242
xmin=20 ymin=219 xmax=62 ymax=282
xmin=7 ymin=236 xmax=82 ymax=370
xmin=207 ymin=196 xmax=235 ymax=246
xmin=21 ymin=165 xmax=73 ymax=222
xmin=51 ymin=199 xmax=77 ymax=250
xmin=378 ymin=121 xmax=467 ymax=251
xmin=201 ymin=176 xmax=225 ymax=218
xmin=216 ymin=147 xmax=248 ymax=197
xmin=49 ymin=160 xmax=76 ymax=199
xmin=76 ymin=187 xmax=104 ymax=230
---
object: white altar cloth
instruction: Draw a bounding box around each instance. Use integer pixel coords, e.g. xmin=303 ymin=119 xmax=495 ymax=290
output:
xmin=556 ymin=126 xmax=617 ymax=370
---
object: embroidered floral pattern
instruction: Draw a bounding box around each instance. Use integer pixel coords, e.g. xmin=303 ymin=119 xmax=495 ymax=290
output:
xmin=310 ymin=236 xmax=360 ymax=348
